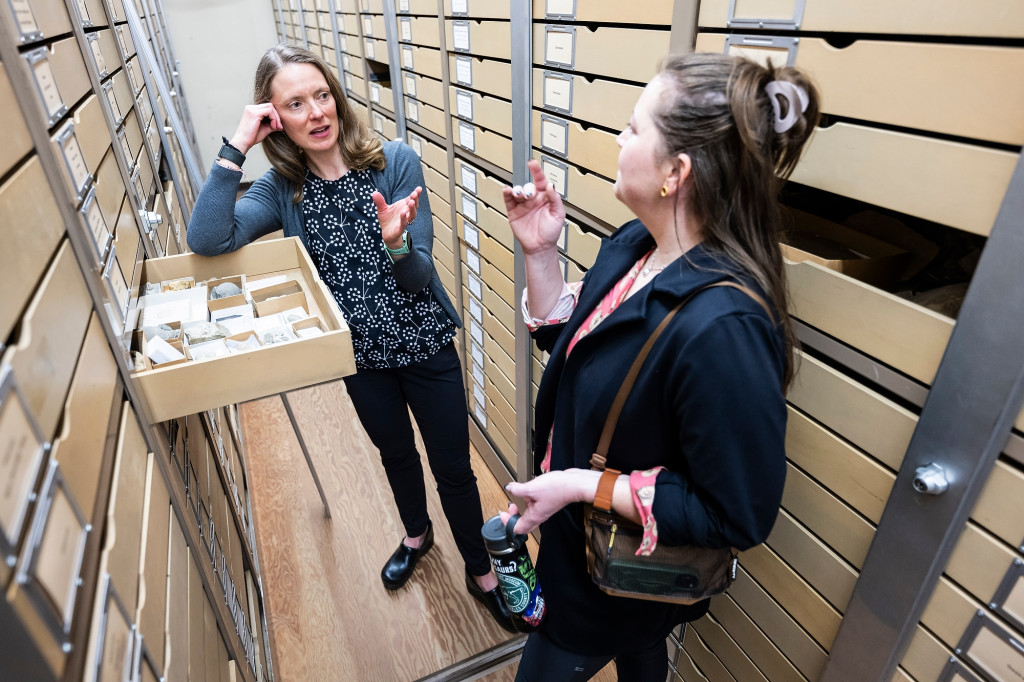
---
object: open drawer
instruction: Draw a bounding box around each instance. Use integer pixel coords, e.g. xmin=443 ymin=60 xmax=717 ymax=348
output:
xmin=131 ymin=237 xmax=355 ymax=422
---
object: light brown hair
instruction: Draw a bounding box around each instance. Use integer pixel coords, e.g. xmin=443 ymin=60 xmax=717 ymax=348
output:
xmin=254 ymin=44 xmax=385 ymax=202
xmin=653 ymin=52 xmax=821 ymax=388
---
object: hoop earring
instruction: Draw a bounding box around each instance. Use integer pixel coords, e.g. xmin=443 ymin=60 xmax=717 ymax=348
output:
xmin=660 ymin=186 xmax=668 ymax=198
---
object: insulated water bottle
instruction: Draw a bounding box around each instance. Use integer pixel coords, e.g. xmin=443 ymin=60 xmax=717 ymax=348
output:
xmin=481 ymin=514 xmax=546 ymax=632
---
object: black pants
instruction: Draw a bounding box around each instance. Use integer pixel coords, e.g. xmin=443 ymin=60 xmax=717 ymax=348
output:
xmin=515 ymin=629 xmax=668 ymax=682
xmin=343 ymin=342 xmax=491 ymax=576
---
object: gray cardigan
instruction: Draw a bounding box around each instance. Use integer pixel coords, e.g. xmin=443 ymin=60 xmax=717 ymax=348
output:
xmin=186 ymin=140 xmax=461 ymax=327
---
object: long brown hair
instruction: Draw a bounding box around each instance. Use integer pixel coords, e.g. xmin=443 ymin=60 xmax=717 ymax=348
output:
xmin=652 ymin=52 xmax=820 ymax=389
xmin=253 ymin=44 xmax=385 ymax=202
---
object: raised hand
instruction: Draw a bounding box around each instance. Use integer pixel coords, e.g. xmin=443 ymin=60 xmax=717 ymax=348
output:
xmin=503 ymin=159 xmax=566 ymax=256
xmin=503 ymin=471 xmax=584 ymax=535
xmin=372 ymin=187 xmax=421 ymax=249
xmin=228 ymin=103 xmax=283 ymax=155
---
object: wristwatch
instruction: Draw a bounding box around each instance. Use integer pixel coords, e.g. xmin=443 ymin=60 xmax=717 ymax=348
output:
xmin=386 ymin=231 xmax=411 ymax=257
xmin=218 ymin=136 xmax=246 ymax=167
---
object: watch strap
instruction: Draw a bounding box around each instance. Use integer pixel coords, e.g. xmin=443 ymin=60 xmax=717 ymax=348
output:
xmin=218 ymin=137 xmax=246 ymax=167
xmin=386 ymin=231 xmax=410 ymax=256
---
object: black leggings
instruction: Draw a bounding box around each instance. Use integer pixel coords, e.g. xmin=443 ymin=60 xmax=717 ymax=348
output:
xmin=343 ymin=342 xmax=491 ymax=577
xmin=515 ymin=630 xmax=668 ymax=682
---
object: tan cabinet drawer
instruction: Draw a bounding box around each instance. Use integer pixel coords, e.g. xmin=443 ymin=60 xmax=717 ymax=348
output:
xmin=450 ymin=86 xmax=511 ymax=138
xmin=349 ymin=97 xmax=369 ymax=123
xmin=369 ymin=81 xmax=393 ymax=110
xmin=446 ymin=0 xmax=509 ymax=19
xmin=406 ymin=129 xmax=447 ymax=174
xmin=397 ymin=15 xmax=441 ymax=48
xmin=0 ymin=157 xmax=65 ymax=343
xmin=462 ymin=253 xmax=513 ymax=307
xmin=792 ymin=122 xmax=1016 ymax=237
xmin=700 ymin=32 xmax=1024 ymax=146
xmin=422 ymin=162 xmax=450 ymax=204
xmin=533 ymin=150 xmax=635 ymax=228
xmin=697 ymin=0 xmax=1024 ymax=38
xmin=446 ymin=19 xmax=511 ymax=60
xmin=85 ymin=29 xmax=120 ymax=80
xmin=72 ymin=94 xmax=111 ymax=174
xmin=371 ymin=110 xmax=396 ymax=139
xmin=455 ymin=188 xmax=512 ymax=250
xmin=449 ymin=54 xmax=511 ymax=100
xmin=565 ymin=219 xmax=602 ymax=270
xmin=401 ymin=71 xmax=444 ymax=109
xmin=23 ymin=0 xmax=73 ymax=43
xmin=360 ymin=0 xmax=383 ymax=12
xmin=137 ymin=454 xmax=170 ymax=673
xmin=533 ymin=67 xmax=640 ymax=132
xmin=533 ymin=24 xmax=668 ymax=83
xmin=339 ymin=12 xmax=358 ymax=37
xmin=0 ymin=64 xmax=33 ymax=178
xmin=2 ymin=240 xmax=92 ymax=440
xmin=533 ymin=109 xmax=617 ymax=180
xmin=339 ymin=32 xmax=362 ymax=58
xmin=787 ymin=259 xmax=954 ymax=386
xmin=343 ymin=70 xmax=366 ymax=99
xmin=48 ymin=36 xmax=91 ymax=112
xmin=399 ymin=43 xmax=443 ymax=80
xmin=398 ymin=0 xmax=437 ymax=15
xmin=360 ymin=12 xmax=386 ymax=38
xmin=455 ymin=158 xmax=508 ymax=216
xmin=454 ymin=118 xmax=512 ymax=169
xmin=406 ymin=97 xmax=446 ymax=138
xmin=362 ymin=36 xmax=388 ymax=63
xmin=533 ymin=0 xmax=673 ymax=24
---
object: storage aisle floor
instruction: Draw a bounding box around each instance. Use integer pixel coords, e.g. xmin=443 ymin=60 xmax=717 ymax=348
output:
xmin=239 ymin=378 xmax=617 ymax=680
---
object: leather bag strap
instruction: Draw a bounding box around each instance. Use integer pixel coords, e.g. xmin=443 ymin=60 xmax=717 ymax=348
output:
xmin=588 ymin=280 xmax=772 ymax=473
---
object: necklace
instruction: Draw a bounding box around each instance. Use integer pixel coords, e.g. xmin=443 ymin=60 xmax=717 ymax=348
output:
xmin=639 ymin=248 xmax=666 ymax=277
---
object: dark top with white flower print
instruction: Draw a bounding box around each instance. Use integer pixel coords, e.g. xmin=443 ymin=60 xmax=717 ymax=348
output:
xmin=301 ymin=168 xmax=455 ymax=369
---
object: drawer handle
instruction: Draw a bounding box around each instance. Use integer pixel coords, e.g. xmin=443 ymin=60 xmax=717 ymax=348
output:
xmin=913 ymin=463 xmax=950 ymax=495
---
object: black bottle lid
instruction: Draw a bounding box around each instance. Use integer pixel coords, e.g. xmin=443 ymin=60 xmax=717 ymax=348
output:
xmin=482 ymin=514 xmax=525 ymax=555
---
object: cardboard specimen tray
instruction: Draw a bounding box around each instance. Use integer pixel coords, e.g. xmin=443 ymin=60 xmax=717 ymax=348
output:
xmin=132 ymin=237 xmax=355 ymax=422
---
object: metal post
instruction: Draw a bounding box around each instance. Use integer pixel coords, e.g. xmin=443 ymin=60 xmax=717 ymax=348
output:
xmin=382 ymin=0 xmax=407 ymax=141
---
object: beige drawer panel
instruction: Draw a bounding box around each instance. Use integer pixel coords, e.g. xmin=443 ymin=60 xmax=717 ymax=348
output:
xmin=87 ymin=29 xmax=121 ymax=80
xmin=81 ymin=0 xmax=107 ymax=26
xmin=460 ymin=240 xmax=512 ymax=299
xmin=339 ymin=31 xmax=362 ymax=58
xmin=49 ymin=36 xmax=91 ymax=111
xmin=398 ymin=0 xmax=437 ymax=15
xmin=901 ymin=627 xmax=952 ymax=682
xmin=533 ymin=24 xmax=667 ymax=83
xmin=781 ymin=468 xmax=873 ymax=572
xmin=433 ymin=231 xmax=454 ymax=269
xmin=138 ymin=454 xmax=170 ymax=671
xmin=407 ymin=97 xmax=446 ymax=138
xmin=478 ymin=229 xmax=513 ymax=282
xmin=485 ymin=282 xmax=515 ymax=338
xmin=428 ymin=189 xmax=451 ymax=233
xmin=72 ymin=94 xmax=111 ymax=174
xmin=788 ymin=259 xmax=954 ymax=386
xmin=338 ymin=0 xmax=357 ymax=11
xmin=741 ymin=543 xmax=841 ymax=649
xmin=434 ymin=212 xmax=453 ymax=243
xmin=483 ymin=308 xmax=513 ymax=360
xmin=105 ymin=401 xmax=149 ymax=614
xmin=708 ymin=595 xmax=807 ymax=682
xmin=463 ymin=256 xmax=513 ymax=308
xmin=945 ymin=522 xmax=1019 ymax=607
xmin=786 ymin=406 xmax=893 ymax=524
xmin=362 ymin=36 xmax=388 ymax=63
xmin=0 ymin=157 xmax=65 ymax=343
xmin=533 ymin=0 xmax=673 ymax=24
xmin=792 ymin=122 xmax=1016 ymax=237
xmin=2 ymin=241 xmax=92 ymax=440
xmin=454 ymin=118 xmax=512 ymax=168
xmin=344 ymin=71 xmax=367 ymax=100
xmin=456 ymin=189 xmax=513 ymax=249
xmin=349 ymin=97 xmax=369 ymax=123
xmin=422 ymin=162 xmax=450 ymax=204
xmin=399 ymin=43 xmax=443 ymax=80
xmin=483 ymin=394 xmax=515 ymax=454
xmin=789 ymin=353 xmax=917 ymax=471
xmin=483 ymin=368 xmax=514 ymax=427
xmin=360 ymin=0 xmax=384 ymax=13
xmin=360 ymin=13 xmax=386 ymax=38
xmin=436 ymin=254 xmax=455 ymax=294
xmin=702 ymin=32 xmax=1024 ymax=146
xmin=371 ymin=110 xmax=396 ymax=139
xmin=565 ymin=220 xmax=601 ymax=269
xmin=533 ymin=109 xmax=618 ymax=180
xmin=449 ymin=54 xmax=511 ymax=100
xmin=0 ymin=65 xmax=33 ymax=178
xmin=110 ymin=69 xmax=134 ymax=126
xmin=533 ymin=150 xmax=636 ymax=228
xmin=397 ymin=15 xmax=441 ymax=48
xmin=767 ymin=509 xmax=857 ymax=612
xmin=406 ymin=129 xmax=447 ymax=174
xmin=728 ymin=567 xmax=828 ymax=680
xmin=402 ymin=71 xmax=444 ymax=109
xmin=25 ymin=0 xmax=73 ymax=41
xmin=975 ymin=460 xmax=1024 ymax=547
xmin=113 ymin=196 xmax=141 ymax=282
xmin=690 ymin=616 xmax=770 ymax=682
xmin=698 ymin=0 xmax=1024 ymax=39
xmin=446 ymin=0 xmax=509 ymax=19
xmin=368 ymin=81 xmax=393 ymax=110
xmin=450 ymin=86 xmax=511 ymax=137
xmin=50 ymin=314 xmax=118 ymax=520
xmin=94 ymin=148 xmax=125 ymax=237
xmin=455 ymin=158 xmax=508 ymax=216
xmin=920 ymin=578 xmax=981 ymax=651
xmin=341 ymin=52 xmax=365 ymax=78
xmin=446 ymin=19 xmax=510 ymax=60
xmin=683 ymin=628 xmax=733 ymax=681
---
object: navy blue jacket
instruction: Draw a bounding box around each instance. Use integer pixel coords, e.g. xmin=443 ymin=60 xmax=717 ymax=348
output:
xmin=532 ymin=219 xmax=788 ymax=655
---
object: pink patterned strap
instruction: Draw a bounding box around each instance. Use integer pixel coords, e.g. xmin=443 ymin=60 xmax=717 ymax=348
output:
xmin=630 ymin=467 xmax=666 ymax=556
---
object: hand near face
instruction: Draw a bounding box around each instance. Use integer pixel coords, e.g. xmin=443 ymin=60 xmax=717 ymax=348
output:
xmin=503 ymin=159 xmax=566 ymax=256
xmin=372 ymin=187 xmax=421 ymax=250
xmin=229 ymin=103 xmax=283 ymax=155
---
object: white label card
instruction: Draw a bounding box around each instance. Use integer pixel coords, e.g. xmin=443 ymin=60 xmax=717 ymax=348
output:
xmin=108 ymin=257 xmax=129 ymax=310
xmin=89 ymin=37 xmax=107 ymax=77
xmin=399 ymin=0 xmax=410 ymax=11
xmin=400 ymin=18 xmax=411 ymax=42
xmin=116 ymin=26 xmax=130 ymax=56
xmin=458 ymin=121 xmax=475 ymax=151
xmin=10 ymin=0 xmax=39 ymax=36
xmin=404 ymin=73 xmax=416 ymax=97
xmin=31 ymin=57 xmax=64 ymax=118
xmin=373 ymin=113 xmax=383 ymax=132
xmin=118 ymin=129 xmax=132 ymax=167
xmin=402 ymin=45 xmax=414 ymax=69
xmin=473 ymin=361 xmax=484 ymax=386
xmin=365 ymin=38 xmax=374 ymax=59
xmin=461 ymin=194 xmax=478 ymax=223
xmin=409 ymin=134 xmax=422 ymax=157
xmin=456 ymin=89 xmax=473 ymax=120
xmin=474 ymin=403 xmax=487 ymax=427
xmin=370 ymin=83 xmax=380 ymax=103
xmin=473 ymin=382 xmax=485 ymax=405
xmin=545 ymin=29 xmax=574 ymax=66
xmin=541 ymin=118 xmax=568 ymax=155
xmin=463 ymin=222 xmax=479 ymax=250
xmin=546 ymin=0 xmax=574 ymax=15
xmin=469 ymin=320 xmax=483 ymax=345
xmin=455 ymin=56 xmax=472 ymax=86
xmin=452 ymin=21 xmax=470 ymax=51
xmin=340 ymin=34 xmax=349 ymax=51
xmin=467 ymin=250 xmax=480 ymax=274
xmin=543 ymin=159 xmax=567 ymax=197
xmin=105 ymin=85 xmax=121 ymax=123
xmin=544 ymin=74 xmax=572 ymax=112
xmin=469 ymin=298 xmax=483 ymax=323
xmin=460 ymin=164 xmax=477 ymax=194
xmin=35 ymin=488 xmax=86 ymax=625
xmin=468 ymin=272 xmax=482 ymax=298
xmin=86 ymin=197 xmax=110 ymax=256
xmin=342 ymin=53 xmax=351 ymax=71
xmin=406 ymin=98 xmax=419 ymax=121
xmin=362 ymin=16 xmax=372 ymax=35
xmin=471 ymin=342 xmax=484 ymax=367
xmin=452 ymin=0 xmax=468 ymax=13
xmin=345 ymin=73 xmax=354 ymax=91
xmin=61 ymin=130 xmax=90 ymax=194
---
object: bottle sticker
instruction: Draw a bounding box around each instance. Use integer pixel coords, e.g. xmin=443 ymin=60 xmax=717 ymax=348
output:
xmin=460 ymin=164 xmax=477 ymax=195
xmin=455 ymin=56 xmax=472 ymax=86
